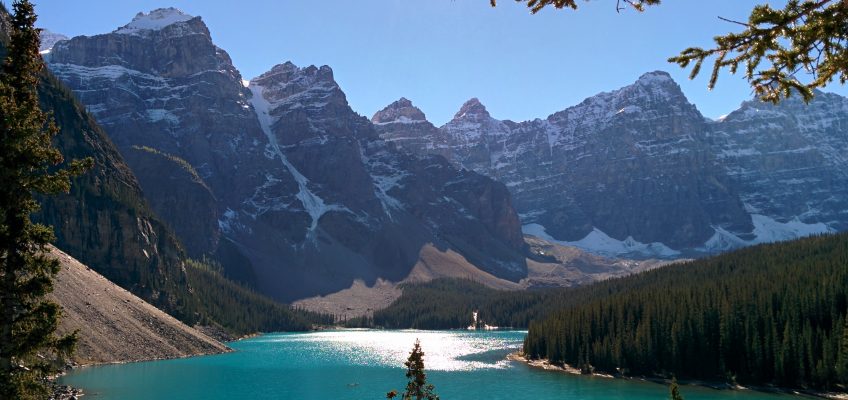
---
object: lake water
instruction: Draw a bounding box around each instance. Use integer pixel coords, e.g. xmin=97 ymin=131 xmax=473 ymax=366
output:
xmin=60 ymin=330 xmax=810 ymax=399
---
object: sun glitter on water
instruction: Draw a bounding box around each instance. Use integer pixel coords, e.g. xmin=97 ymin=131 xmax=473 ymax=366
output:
xmin=259 ymin=329 xmax=525 ymax=371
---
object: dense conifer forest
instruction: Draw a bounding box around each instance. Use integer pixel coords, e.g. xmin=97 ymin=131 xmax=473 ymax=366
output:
xmin=183 ymin=260 xmax=333 ymax=334
xmin=352 ymin=279 xmax=555 ymax=329
xmin=524 ymin=233 xmax=848 ymax=390
xmin=367 ymin=233 xmax=848 ymax=390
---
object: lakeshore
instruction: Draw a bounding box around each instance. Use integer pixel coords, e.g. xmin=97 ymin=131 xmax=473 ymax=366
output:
xmin=60 ymin=330 xmax=811 ymax=400
xmin=508 ymin=352 xmax=848 ymax=400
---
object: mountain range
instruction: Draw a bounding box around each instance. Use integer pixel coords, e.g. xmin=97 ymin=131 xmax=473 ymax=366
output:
xmin=374 ymin=73 xmax=847 ymax=258
xmin=44 ymin=8 xmax=527 ymax=302
xmin=40 ymin=7 xmax=848 ymax=304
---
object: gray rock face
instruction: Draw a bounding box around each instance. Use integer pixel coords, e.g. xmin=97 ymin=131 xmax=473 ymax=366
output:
xmin=706 ymin=93 xmax=848 ymax=245
xmin=245 ymin=62 xmax=527 ymax=300
xmin=372 ymin=98 xmax=452 ymax=161
xmin=376 ymin=71 xmax=845 ymax=257
xmin=123 ymin=146 xmax=220 ymax=258
xmin=47 ymin=8 xmax=527 ymax=301
xmin=47 ymin=8 xmax=300 ymax=279
xmin=38 ymin=29 xmax=68 ymax=52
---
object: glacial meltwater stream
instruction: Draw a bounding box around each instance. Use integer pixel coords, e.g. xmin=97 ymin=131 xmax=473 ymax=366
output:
xmin=60 ymin=330 xmax=810 ymax=399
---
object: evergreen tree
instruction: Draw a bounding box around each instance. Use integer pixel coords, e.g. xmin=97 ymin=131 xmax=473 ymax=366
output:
xmin=0 ymin=1 xmax=90 ymax=398
xmin=669 ymin=377 xmax=685 ymax=400
xmin=400 ymin=340 xmax=439 ymax=400
xmin=839 ymin=315 xmax=848 ymax=383
xmin=491 ymin=0 xmax=848 ymax=103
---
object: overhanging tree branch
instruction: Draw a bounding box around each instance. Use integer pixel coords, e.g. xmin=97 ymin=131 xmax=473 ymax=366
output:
xmin=489 ymin=0 xmax=848 ymax=103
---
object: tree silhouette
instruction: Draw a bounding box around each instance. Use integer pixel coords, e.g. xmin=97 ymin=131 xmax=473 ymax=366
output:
xmin=491 ymin=0 xmax=848 ymax=103
xmin=0 ymin=1 xmax=90 ymax=398
xmin=388 ymin=340 xmax=440 ymax=400
xmin=669 ymin=377 xmax=685 ymax=400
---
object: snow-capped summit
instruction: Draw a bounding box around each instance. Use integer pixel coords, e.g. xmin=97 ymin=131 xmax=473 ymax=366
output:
xmin=115 ymin=8 xmax=195 ymax=35
xmin=636 ymin=70 xmax=674 ymax=86
xmin=371 ymin=97 xmax=427 ymax=125
xmin=249 ymin=62 xmax=345 ymax=136
xmin=38 ymin=29 xmax=68 ymax=54
xmin=453 ymin=98 xmax=491 ymax=120
xmin=252 ymin=62 xmax=337 ymax=89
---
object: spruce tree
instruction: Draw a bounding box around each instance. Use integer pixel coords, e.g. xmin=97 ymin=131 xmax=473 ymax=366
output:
xmin=839 ymin=315 xmax=848 ymax=383
xmin=0 ymin=1 xmax=90 ymax=398
xmin=491 ymin=0 xmax=848 ymax=103
xmin=400 ymin=340 xmax=439 ymax=400
xmin=669 ymin=377 xmax=685 ymax=400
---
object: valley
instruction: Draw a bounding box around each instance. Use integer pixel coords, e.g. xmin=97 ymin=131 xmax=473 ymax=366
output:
xmin=1 ymin=2 xmax=846 ymax=399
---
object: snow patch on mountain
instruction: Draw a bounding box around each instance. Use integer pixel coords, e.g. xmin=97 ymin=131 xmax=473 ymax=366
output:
xmin=218 ymin=208 xmax=247 ymax=234
xmin=699 ymin=214 xmax=833 ymax=253
xmin=373 ymin=115 xmax=427 ymax=125
xmin=249 ymin=82 xmax=349 ymax=236
xmin=145 ymin=109 xmax=180 ymax=124
xmin=751 ymin=214 xmax=833 ymax=242
xmin=523 ymin=223 xmax=681 ymax=259
xmin=48 ymin=63 xmax=165 ymax=82
xmin=38 ymin=29 xmax=68 ymax=54
xmin=115 ymin=8 xmax=194 ymax=35
xmin=359 ymin=146 xmax=408 ymax=217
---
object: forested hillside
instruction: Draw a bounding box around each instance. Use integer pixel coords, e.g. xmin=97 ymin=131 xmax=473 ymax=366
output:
xmin=524 ymin=233 xmax=848 ymax=390
xmin=367 ymin=233 xmax=848 ymax=390
xmin=356 ymin=279 xmax=554 ymax=329
xmin=183 ymin=260 xmax=333 ymax=334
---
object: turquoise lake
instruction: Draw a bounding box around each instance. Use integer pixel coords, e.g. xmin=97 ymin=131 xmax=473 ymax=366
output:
xmin=60 ymin=330 xmax=811 ymax=399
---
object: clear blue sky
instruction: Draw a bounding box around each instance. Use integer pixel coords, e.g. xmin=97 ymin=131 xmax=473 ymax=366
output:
xmin=33 ymin=0 xmax=848 ymax=126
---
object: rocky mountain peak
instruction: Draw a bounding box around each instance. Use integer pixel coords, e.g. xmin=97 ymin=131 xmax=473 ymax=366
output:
xmin=115 ymin=8 xmax=196 ymax=35
xmin=629 ymin=70 xmax=689 ymax=102
xmin=38 ymin=29 xmax=67 ymax=53
xmin=453 ymin=97 xmax=491 ymax=120
xmin=252 ymin=62 xmax=337 ymax=89
xmin=250 ymin=61 xmax=345 ymax=117
xmin=371 ymin=97 xmax=428 ymax=124
xmin=636 ymin=70 xmax=674 ymax=85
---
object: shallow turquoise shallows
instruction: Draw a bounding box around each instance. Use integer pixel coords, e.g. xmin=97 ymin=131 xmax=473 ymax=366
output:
xmin=60 ymin=330 xmax=809 ymax=399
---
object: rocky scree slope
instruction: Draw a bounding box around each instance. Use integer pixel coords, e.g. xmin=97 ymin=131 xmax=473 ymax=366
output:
xmin=375 ymin=72 xmax=845 ymax=258
xmin=49 ymin=247 xmax=229 ymax=365
xmin=46 ymin=8 xmax=529 ymax=302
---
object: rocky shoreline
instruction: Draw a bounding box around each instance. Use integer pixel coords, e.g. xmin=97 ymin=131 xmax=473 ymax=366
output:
xmin=508 ymin=352 xmax=848 ymax=399
xmin=49 ymin=382 xmax=84 ymax=400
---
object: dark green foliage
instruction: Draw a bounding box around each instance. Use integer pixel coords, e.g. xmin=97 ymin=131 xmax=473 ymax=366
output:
xmin=838 ymin=314 xmax=848 ymax=383
xmin=523 ymin=233 xmax=848 ymax=390
xmin=356 ymin=279 xmax=558 ymax=330
xmin=492 ymin=0 xmax=847 ymax=103
xmin=669 ymin=0 xmax=848 ymax=103
xmin=0 ymin=1 xmax=90 ymax=397
xmin=490 ymin=0 xmax=660 ymax=13
xmin=670 ymin=377 xmax=684 ymax=400
xmin=182 ymin=260 xmax=333 ymax=335
xmin=130 ymin=145 xmax=210 ymax=191
xmin=397 ymin=340 xmax=439 ymax=400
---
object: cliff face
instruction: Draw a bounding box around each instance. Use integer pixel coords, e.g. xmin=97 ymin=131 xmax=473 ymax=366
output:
xmin=238 ymin=62 xmax=527 ymax=300
xmin=123 ymin=146 xmax=220 ymax=258
xmin=707 ymin=93 xmax=848 ymax=243
xmin=376 ymin=72 xmax=844 ymax=258
xmin=47 ymin=9 xmax=529 ymax=301
xmin=35 ymin=70 xmax=192 ymax=316
xmin=372 ymin=97 xmax=457 ymax=162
